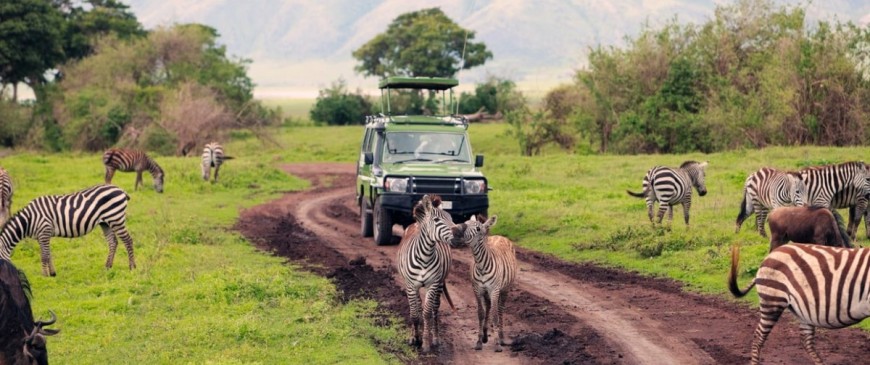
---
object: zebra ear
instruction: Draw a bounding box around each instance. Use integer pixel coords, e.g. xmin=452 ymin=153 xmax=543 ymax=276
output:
xmin=470 ymin=215 xmax=479 ymax=222
xmin=484 ymin=215 xmax=498 ymax=230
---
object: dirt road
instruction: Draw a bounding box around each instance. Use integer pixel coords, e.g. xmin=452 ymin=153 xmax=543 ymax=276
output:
xmin=235 ymin=163 xmax=870 ymax=364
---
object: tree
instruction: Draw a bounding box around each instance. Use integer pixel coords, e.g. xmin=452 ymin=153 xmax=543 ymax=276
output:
xmin=60 ymin=0 xmax=146 ymax=61
xmin=310 ymin=79 xmax=372 ymax=126
xmin=0 ymin=0 xmax=65 ymax=101
xmin=352 ymin=8 xmax=492 ymax=78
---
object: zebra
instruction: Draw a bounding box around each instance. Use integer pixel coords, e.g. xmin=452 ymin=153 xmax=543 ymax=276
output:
xmin=729 ymin=243 xmax=870 ymax=365
xmin=829 ymin=185 xmax=869 ymax=240
xmin=735 ymin=167 xmax=806 ymax=237
xmin=626 ymin=160 xmax=708 ymax=227
xmin=396 ymin=194 xmax=455 ymax=352
xmin=799 ymin=161 xmax=870 ymax=209
xmin=0 ymin=167 xmax=12 ymax=226
xmin=452 ymin=214 xmax=517 ymax=352
xmin=103 ymin=148 xmax=164 ymax=193
xmin=201 ymin=142 xmax=233 ymax=183
xmin=0 ymin=184 xmax=136 ymax=277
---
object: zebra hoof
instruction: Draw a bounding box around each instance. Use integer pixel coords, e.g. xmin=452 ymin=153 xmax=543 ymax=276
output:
xmin=474 ymin=341 xmax=482 ymax=350
xmin=494 ymin=345 xmax=503 ymax=353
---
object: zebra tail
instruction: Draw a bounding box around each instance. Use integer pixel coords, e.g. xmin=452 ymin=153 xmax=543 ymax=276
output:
xmin=442 ymin=282 xmax=456 ymax=312
xmin=831 ymin=209 xmax=852 ymax=248
xmin=728 ymin=245 xmax=756 ymax=298
xmin=736 ymin=191 xmax=751 ymax=230
xmin=626 ymin=189 xmax=646 ymax=198
xmin=222 ymin=155 xmax=235 ymax=160
xmin=102 ymin=150 xmax=115 ymax=165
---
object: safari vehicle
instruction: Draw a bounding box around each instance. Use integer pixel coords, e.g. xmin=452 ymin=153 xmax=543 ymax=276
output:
xmin=357 ymin=76 xmax=489 ymax=245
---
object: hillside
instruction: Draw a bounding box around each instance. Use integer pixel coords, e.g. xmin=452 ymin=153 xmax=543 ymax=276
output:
xmin=124 ymin=0 xmax=870 ymax=96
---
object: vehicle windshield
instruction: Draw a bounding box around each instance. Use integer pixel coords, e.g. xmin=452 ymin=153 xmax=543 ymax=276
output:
xmin=382 ymin=132 xmax=470 ymax=164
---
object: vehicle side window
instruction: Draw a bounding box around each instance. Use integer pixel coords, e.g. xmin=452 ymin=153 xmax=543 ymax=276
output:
xmin=362 ymin=129 xmax=373 ymax=153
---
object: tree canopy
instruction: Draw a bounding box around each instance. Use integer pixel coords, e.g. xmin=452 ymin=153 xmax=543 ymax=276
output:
xmin=352 ymin=8 xmax=492 ymax=78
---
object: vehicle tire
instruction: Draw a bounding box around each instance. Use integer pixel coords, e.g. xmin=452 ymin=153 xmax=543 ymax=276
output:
xmin=373 ymin=197 xmax=393 ymax=246
xmin=360 ymin=198 xmax=373 ymax=237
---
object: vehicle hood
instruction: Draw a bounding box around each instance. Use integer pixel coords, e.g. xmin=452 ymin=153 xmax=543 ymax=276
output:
xmin=380 ymin=163 xmax=484 ymax=178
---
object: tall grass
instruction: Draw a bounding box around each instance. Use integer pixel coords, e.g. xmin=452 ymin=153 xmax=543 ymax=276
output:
xmin=1 ymin=150 xmax=407 ymax=364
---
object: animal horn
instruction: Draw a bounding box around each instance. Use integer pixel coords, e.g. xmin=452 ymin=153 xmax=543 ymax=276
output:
xmin=35 ymin=310 xmax=57 ymax=327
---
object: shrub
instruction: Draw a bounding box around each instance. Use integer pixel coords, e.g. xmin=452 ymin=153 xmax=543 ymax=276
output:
xmin=310 ymin=79 xmax=373 ymax=125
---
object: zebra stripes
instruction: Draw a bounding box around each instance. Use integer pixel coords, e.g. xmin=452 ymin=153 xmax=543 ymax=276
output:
xmin=103 ymin=148 xmax=164 ymax=193
xmin=0 ymin=167 xmax=11 ymax=227
xmin=729 ymin=244 xmax=870 ymax=365
xmin=396 ymin=194 xmax=454 ymax=352
xmin=735 ymin=167 xmax=806 ymax=237
xmin=799 ymin=161 xmax=870 ymax=209
xmin=830 ymin=185 xmax=869 ymax=239
xmin=627 ymin=160 xmax=708 ymax=227
xmin=0 ymin=184 xmax=136 ymax=277
xmin=201 ymin=142 xmax=233 ymax=183
xmin=453 ymin=214 xmax=517 ymax=352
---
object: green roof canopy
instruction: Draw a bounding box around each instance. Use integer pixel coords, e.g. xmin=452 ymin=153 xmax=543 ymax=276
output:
xmin=378 ymin=76 xmax=459 ymax=90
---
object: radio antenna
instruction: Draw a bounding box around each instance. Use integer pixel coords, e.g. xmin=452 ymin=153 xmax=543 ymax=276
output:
xmin=455 ymin=0 xmax=475 ymax=114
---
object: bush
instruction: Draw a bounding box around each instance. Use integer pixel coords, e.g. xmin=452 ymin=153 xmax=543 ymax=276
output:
xmin=0 ymin=100 xmax=32 ymax=147
xmin=310 ymin=79 xmax=373 ymax=125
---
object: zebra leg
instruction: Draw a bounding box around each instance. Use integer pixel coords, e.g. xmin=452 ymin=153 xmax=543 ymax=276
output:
xmin=104 ymin=166 xmax=116 ymax=184
xmin=490 ymin=289 xmax=505 ymax=352
xmin=109 ymin=223 xmax=136 ymax=270
xmin=213 ymin=164 xmax=220 ymax=183
xmin=422 ymin=284 xmax=444 ymax=352
xmin=646 ymin=199 xmax=654 ymax=224
xmin=37 ymin=232 xmax=55 ymax=277
xmin=405 ymin=287 xmax=422 ymax=347
xmin=202 ymin=163 xmax=210 ymax=181
xmin=682 ymin=200 xmax=692 ymax=227
xmin=135 ymin=170 xmax=143 ymax=191
xmin=798 ymin=323 xmax=824 ymax=365
xmin=756 ymin=208 xmax=769 ymax=238
xmin=474 ymin=288 xmax=486 ymax=350
xmin=847 ymin=206 xmax=859 ymax=241
xmin=497 ymin=290 xmax=509 ymax=347
xmin=750 ymin=303 xmax=784 ymax=365
xmin=101 ymin=223 xmax=119 ymax=269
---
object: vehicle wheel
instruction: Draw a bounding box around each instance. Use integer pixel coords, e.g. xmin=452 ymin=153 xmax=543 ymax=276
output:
xmin=360 ymin=198 xmax=373 ymax=237
xmin=373 ymin=197 xmax=393 ymax=246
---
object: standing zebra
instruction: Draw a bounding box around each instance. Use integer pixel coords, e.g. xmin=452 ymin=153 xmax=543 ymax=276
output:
xmin=627 ymin=161 xmax=708 ymax=227
xmin=0 ymin=167 xmax=12 ymax=226
xmin=0 ymin=184 xmax=136 ymax=277
xmin=103 ymin=148 xmax=164 ymax=193
xmin=396 ymin=194 xmax=455 ymax=352
xmin=829 ymin=185 xmax=869 ymax=240
xmin=452 ymin=215 xmax=517 ymax=352
xmin=799 ymin=161 xmax=870 ymax=209
xmin=201 ymin=142 xmax=233 ymax=183
xmin=735 ymin=167 xmax=806 ymax=237
xmin=729 ymin=244 xmax=870 ymax=365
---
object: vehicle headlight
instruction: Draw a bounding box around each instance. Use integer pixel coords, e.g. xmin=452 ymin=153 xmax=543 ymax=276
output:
xmin=463 ymin=179 xmax=486 ymax=194
xmin=385 ymin=177 xmax=409 ymax=192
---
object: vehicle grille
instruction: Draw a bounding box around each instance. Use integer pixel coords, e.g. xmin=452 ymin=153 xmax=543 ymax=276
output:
xmin=410 ymin=176 xmax=460 ymax=194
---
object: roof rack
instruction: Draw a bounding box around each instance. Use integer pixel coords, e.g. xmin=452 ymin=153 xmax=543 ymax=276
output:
xmin=365 ymin=115 xmax=469 ymax=129
xmin=378 ymin=77 xmax=459 ymax=90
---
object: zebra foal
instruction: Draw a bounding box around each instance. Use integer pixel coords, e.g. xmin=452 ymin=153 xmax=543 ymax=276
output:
xmin=0 ymin=167 xmax=12 ymax=226
xmin=452 ymin=214 xmax=517 ymax=352
xmin=627 ymin=160 xmax=708 ymax=228
xmin=730 ymin=244 xmax=870 ymax=364
xmin=396 ymin=194 xmax=455 ymax=352
xmin=735 ymin=167 xmax=806 ymax=237
xmin=0 ymin=184 xmax=136 ymax=276
xmin=201 ymin=142 xmax=233 ymax=183
xmin=103 ymin=148 xmax=164 ymax=193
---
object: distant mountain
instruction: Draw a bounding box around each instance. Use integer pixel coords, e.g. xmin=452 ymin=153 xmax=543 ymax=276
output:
xmin=124 ymin=0 xmax=870 ymax=97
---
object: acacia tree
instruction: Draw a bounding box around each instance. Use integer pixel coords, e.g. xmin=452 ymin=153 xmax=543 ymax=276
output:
xmin=352 ymin=8 xmax=492 ymax=78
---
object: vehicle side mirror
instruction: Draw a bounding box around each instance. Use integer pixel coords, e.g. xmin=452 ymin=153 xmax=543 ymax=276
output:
xmin=475 ymin=155 xmax=484 ymax=168
xmin=364 ymin=152 xmax=374 ymax=165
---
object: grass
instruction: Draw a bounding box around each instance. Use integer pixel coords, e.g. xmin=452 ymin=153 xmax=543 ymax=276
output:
xmin=1 ymin=149 xmax=408 ymax=364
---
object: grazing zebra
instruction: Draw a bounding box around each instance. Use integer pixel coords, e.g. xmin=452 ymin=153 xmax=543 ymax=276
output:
xmin=735 ymin=167 xmax=806 ymax=237
xmin=201 ymin=142 xmax=233 ymax=183
xmin=626 ymin=161 xmax=708 ymax=227
xmin=103 ymin=148 xmax=164 ymax=193
xmin=452 ymin=214 xmax=517 ymax=352
xmin=729 ymin=244 xmax=870 ymax=365
xmin=0 ymin=184 xmax=136 ymax=277
xmin=396 ymin=194 xmax=455 ymax=352
xmin=0 ymin=259 xmax=59 ymax=365
xmin=0 ymin=167 xmax=11 ymax=226
xmin=830 ymin=185 xmax=869 ymax=240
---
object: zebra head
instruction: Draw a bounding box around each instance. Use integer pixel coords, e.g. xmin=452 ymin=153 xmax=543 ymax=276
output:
xmin=786 ymin=172 xmax=807 ymax=206
xmin=682 ymin=161 xmax=708 ymax=196
xmin=153 ymin=169 xmax=164 ymax=194
xmin=452 ymin=214 xmax=497 ymax=248
xmin=413 ymin=195 xmax=454 ymax=246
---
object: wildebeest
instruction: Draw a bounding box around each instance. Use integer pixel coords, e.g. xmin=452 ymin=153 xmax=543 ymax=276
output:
xmin=0 ymin=259 xmax=59 ymax=365
xmin=766 ymin=206 xmax=851 ymax=252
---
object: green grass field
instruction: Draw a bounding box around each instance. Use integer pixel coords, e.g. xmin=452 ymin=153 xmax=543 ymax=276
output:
xmin=4 ymin=121 xmax=870 ymax=364
xmin=1 ymin=149 xmax=408 ymax=364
